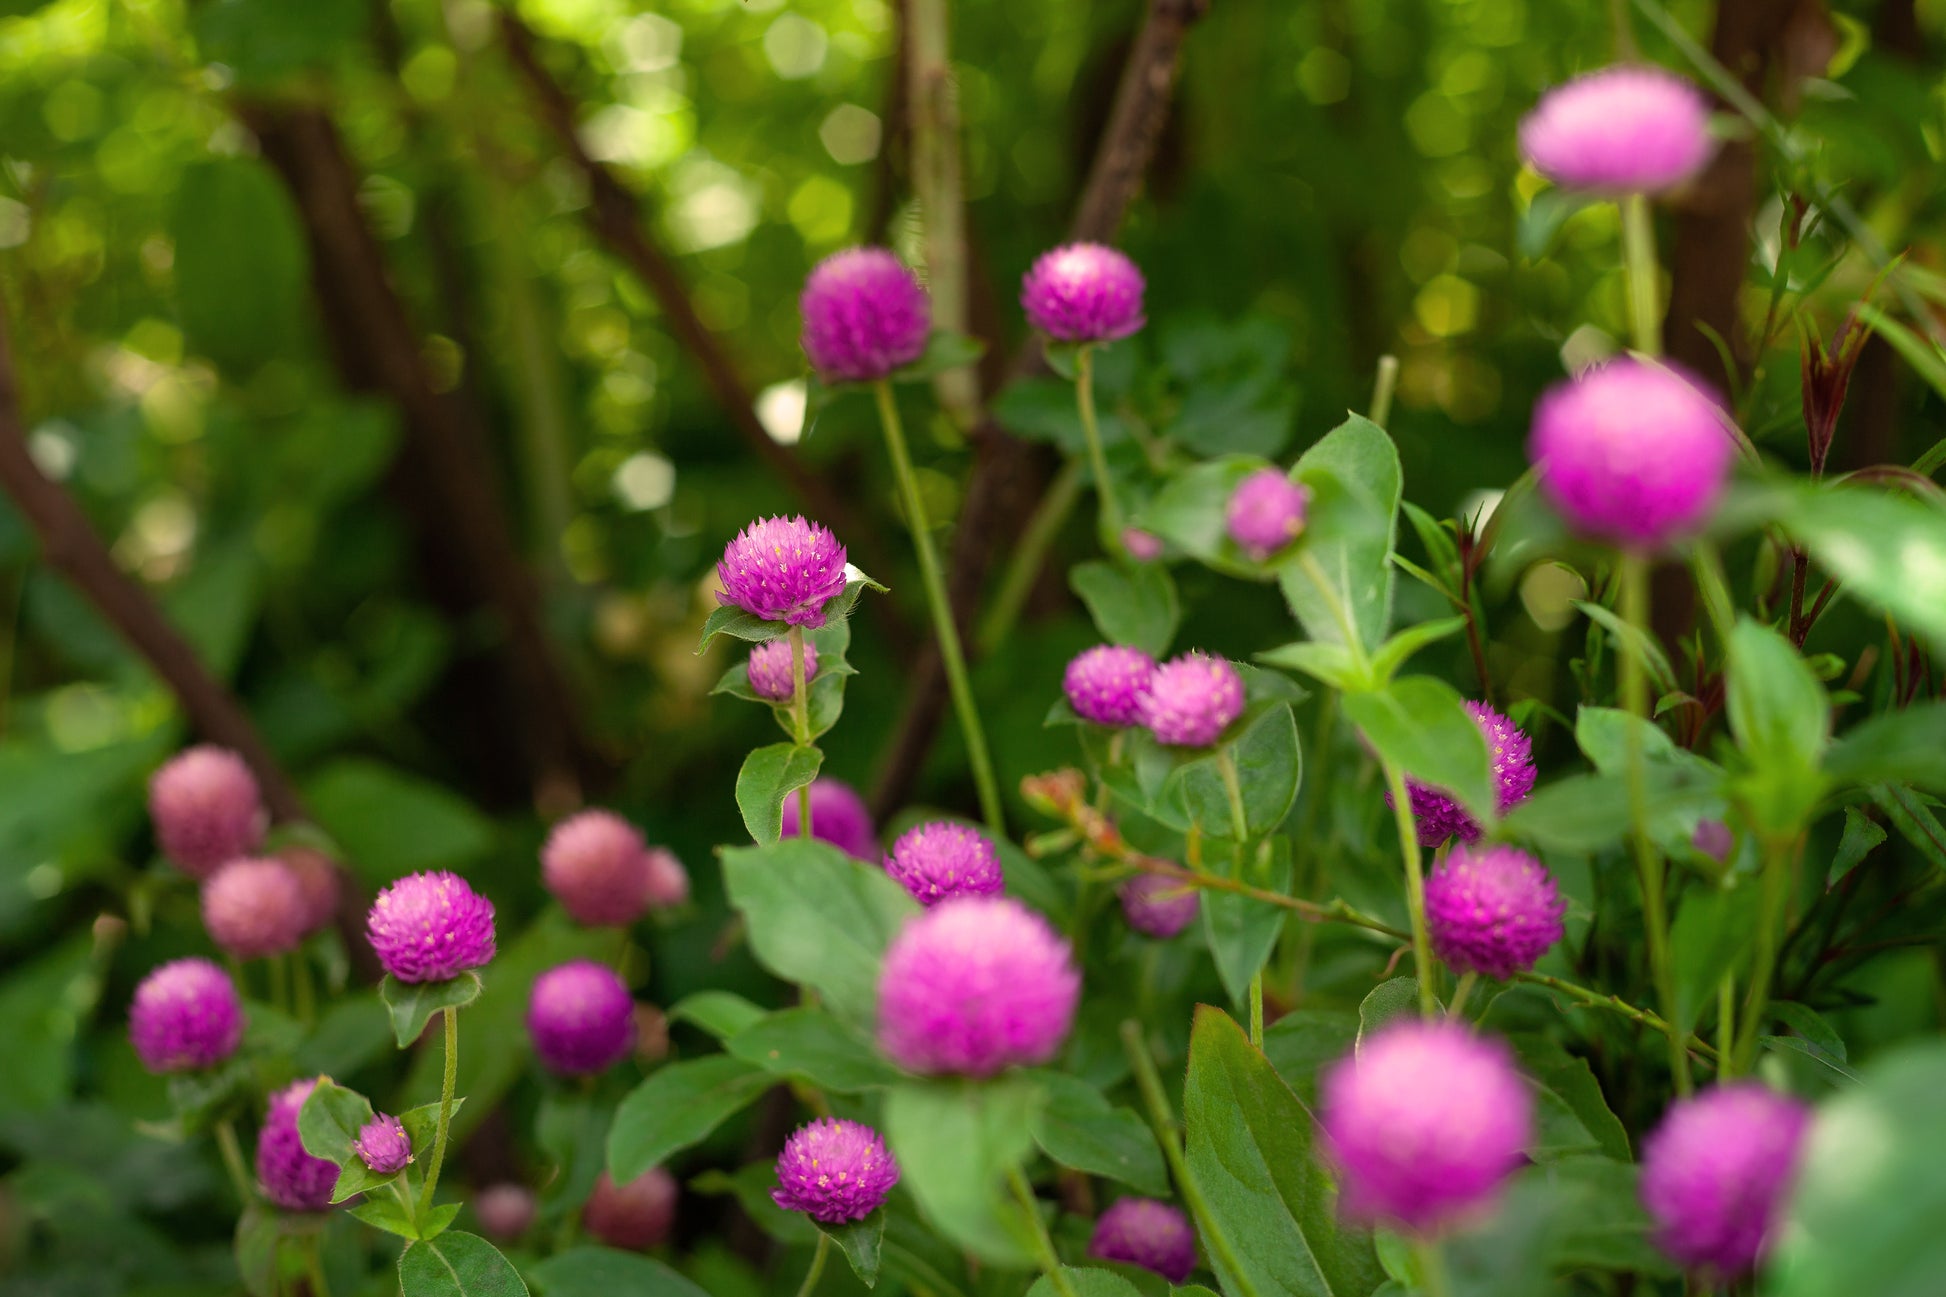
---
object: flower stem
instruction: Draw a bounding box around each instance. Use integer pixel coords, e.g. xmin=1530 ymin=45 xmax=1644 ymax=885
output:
xmin=1073 ymin=346 xmax=1125 ymax=548
xmin=1448 ymin=971 xmax=1480 ymax=1020
xmin=1367 ymin=354 xmax=1400 ymax=430
xmin=1515 ymin=971 xmax=1719 ymax=1062
xmin=977 ymin=458 xmax=1083 ymax=656
xmin=871 ymin=379 xmax=1004 ymax=833
xmin=790 ymin=627 xmax=813 ymax=840
xmin=1120 ymin=1020 xmax=1263 ymax=1297
xmin=303 ymin=1235 xmax=333 ymax=1297
xmin=1382 ymin=759 xmax=1439 ymax=1020
xmin=1618 ymin=552 xmax=1690 ymax=1093
xmin=1414 ymin=1237 xmax=1451 ymax=1297
xmin=1717 ymin=974 xmax=1737 ymax=1076
xmin=1735 ymin=832 xmax=1797 ymax=1073
xmin=214 ymin=1117 xmax=252 ymax=1205
xmin=1214 ymin=748 xmax=1265 ymax=1045
xmin=417 ymin=1005 xmax=460 ymax=1218
xmin=291 ymin=951 xmax=316 ymax=1026
xmin=1620 ymin=194 xmax=1662 ymax=357
xmin=1006 ymin=1166 xmax=1077 ymax=1297
xmin=793 ymin=1232 xmax=830 ymax=1297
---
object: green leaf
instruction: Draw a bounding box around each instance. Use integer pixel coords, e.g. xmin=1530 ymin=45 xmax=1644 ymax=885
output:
xmin=1574 ymin=601 xmax=1677 ymax=697
xmin=1500 ymin=764 xmax=1723 ymax=853
xmin=1825 ymin=702 xmax=1946 ymax=793
xmin=1171 ymin=700 xmax=1303 ymax=838
xmin=727 ymin=1006 xmax=901 ymax=1092
xmin=1182 ymin=1007 xmax=1382 ymax=1296
xmin=735 ymin=743 xmax=824 ymax=845
xmin=1668 ymin=883 xmax=1760 ymax=1034
xmin=1356 ymin=977 xmax=1422 ymax=1048
xmin=1256 ymin=640 xmax=1359 ymax=692
xmin=1262 ymin=1009 xmax=1360 ymax=1109
xmin=1778 ymin=482 xmax=1946 ymax=651
xmin=380 ymin=971 xmax=481 ymax=1049
xmin=168 ymin=159 xmax=308 ymax=369
xmin=667 ymin=990 xmax=768 ymax=1041
xmin=1137 ymin=456 xmax=1266 ymax=576
xmin=1831 ymin=805 xmax=1887 ymax=884
xmin=297 ymin=1076 xmax=374 ymax=1166
xmin=696 ymin=604 xmax=784 ymax=653
xmin=1573 ymin=705 xmax=1679 ymax=774
xmin=1725 ymin=618 xmax=1830 ymax=833
xmin=1027 ymin=1071 xmax=1172 ymax=1197
xmin=537 ymin=1089 xmax=611 ymax=1218
xmin=1507 ymin=1036 xmax=1630 ymax=1163
xmin=823 ymin=1211 xmax=886 ymax=1288
xmin=884 ymin=1078 xmax=1042 ymax=1268
xmin=305 ymin=758 xmax=495 ymax=885
xmin=688 ymin=1164 xmax=818 ymax=1245
xmin=527 ymin=1246 xmax=712 ymax=1297
xmin=1201 ymin=837 xmax=1294 ymax=1009
xmin=1279 ymin=414 xmax=1403 ymax=651
xmin=398 ymin=1231 xmax=529 ymax=1297
xmin=1368 ymin=616 xmax=1467 ymax=684
xmin=721 ymin=837 xmax=921 ymax=1026
xmin=1343 ymin=676 xmax=1495 ymax=828
xmin=350 ymin=1196 xmax=460 ymax=1241
xmin=234 ymin=1205 xmax=280 ymax=1297
xmin=1025 ymin=1269 xmax=1145 ymax=1297
xmin=1770 ymin=1042 xmax=1946 ymax=1297
xmin=1071 ymin=560 xmax=1181 ymax=657
xmin=607 ymin=1056 xmax=772 ymax=1182
xmin=1871 ymin=784 xmax=1946 ymax=871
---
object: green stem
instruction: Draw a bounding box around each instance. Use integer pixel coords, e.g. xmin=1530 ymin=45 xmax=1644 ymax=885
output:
xmin=268 ymin=953 xmax=289 ymax=1016
xmin=1515 ymin=971 xmax=1719 ymax=1062
xmin=1736 ymin=833 xmax=1796 ymax=1073
xmin=790 ymin=627 xmax=813 ymax=840
xmin=291 ymin=952 xmax=315 ymax=1026
xmin=1414 ymin=1237 xmax=1451 ymax=1297
xmin=871 ymin=380 xmax=1004 ymax=833
xmin=793 ymin=1232 xmax=831 ymax=1297
xmin=214 ymin=1118 xmax=253 ymax=1205
xmin=1717 ymin=974 xmax=1737 ymax=1076
xmin=303 ymin=1235 xmax=333 ymax=1297
xmin=1620 ymin=193 xmax=1662 ymax=357
xmin=1618 ymin=553 xmax=1690 ymax=1093
xmin=418 ymin=1006 xmax=460 ymax=1218
xmin=1074 ymin=346 xmax=1125 ymax=547
xmin=1120 ymin=1021 xmax=1263 ymax=1297
xmin=977 ymin=458 xmax=1083 ymax=656
xmin=1382 ymin=759 xmax=1440 ymax=1019
xmin=1006 ymin=1166 xmax=1076 ymax=1297
xmin=1214 ymin=749 xmax=1263 ymax=1044
xmin=1448 ymin=971 xmax=1480 ymax=1020
xmin=1367 ymin=354 xmax=1399 ymax=430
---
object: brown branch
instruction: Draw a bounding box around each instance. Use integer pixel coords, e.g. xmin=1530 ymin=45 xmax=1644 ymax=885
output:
xmin=239 ymin=101 xmax=593 ymax=811
xmin=0 ymin=286 xmax=305 ymax=822
xmin=870 ymin=0 xmax=1210 ymax=818
xmin=495 ymin=13 xmax=904 ymax=601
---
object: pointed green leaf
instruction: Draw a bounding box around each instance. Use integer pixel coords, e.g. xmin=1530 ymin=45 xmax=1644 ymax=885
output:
xmin=607 ymin=1055 xmax=772 ymax=1182
xmin=884 ymin=1078 xmax=1042 ymax=1268
xmin=736 ymin=742 xmax=824 ymax=845
xmin=1071 ymin=560 xmax=1181 ymax=657
xmin=380 ymin=971 xmax=481 ymax=1048
xmin=823 ymin=1210 xmax=886 ymax=1288
xmin=1027 ymin=1071 xmax=1171 ymax=1197
xmin=728 ymin=1006 xmax=901 ymax=1092
xmin=296 ymin=1076 xmax=373 ymax=1165
xmin=668 ymin=990 xmax=768 ymax=1041
xmin=1279 ymin=414 xmax=1402 ymax=650
xmin=398 ymin=1230 xmax=529 ymax=1296
xmin=1202 ymin=837 xmax=1294 ymax=1009
xmin=1343 ymin=675 xmax=1495 ymax=828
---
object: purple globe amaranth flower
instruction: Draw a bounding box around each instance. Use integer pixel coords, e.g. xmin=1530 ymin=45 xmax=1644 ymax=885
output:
xmin=771 ymin=1118 xmax=901 ymax=1224
xmin=257 ymin=1079 xmax=340 ymax=1212
xmin=1118 ymin=874 xmax=1200 ymax=939
xmin=1122 ymin=528 xmax=1165 ymax=562
xmin=1140 ymin=652 xmax=1246 ymax=748
xmin=1521 ymin=65 xmax=1715 ymax=195
xmin=747 ymin=637 xmax=820 ymax=702
xmin=585 ymin=1168 xmax=678 ymax=1251
xmin=1226 ymin=468 xmax=1311 ymax=561
xmin=354 ymin=1114 xmax=412 ymax=1175
xmin=1395 ymin=701 xmax=1537 ymax=848
xmin=716 ymin=515 xmax=850 ymax=629
xmin=202 ymin=857 xmax=309 ymax=960
xmin=527 ymin=959 xmax=636 ymax=1076
xmin=1426 ymin=844 xmax=1567 ymax=980
xmin=1640 ymin=1083 xmax=1810 ymax=1276
xmin=1320 ymin=1021 xmax=1532 ymax=1232
xmin=1088 ymin=1197 xmax=1198 ymax=1283
xmin=877 ymin=895 xmax=1080 ymax=1076
xmin=542 ymin=810 xmax=654 ymax=928
xmin=129 ymin=957 xmax=245 ymax=1073
xmin=367 ymin=870 xmax=496 ymax=984
xmin=1021 ymin=242 xmax=1146 ymax=343
xmin=782 ymin=778 xmax=881 ymax=861
xmin=475 ymin=1183 xmax=537 ymax=1242
xmin=1528 ymin=359 xmax=1736 ymax=549
xmin=800 ymin=247 xmax=931 ymax=384
xmin=1064 ymin=645 xmax=1156 ymax=727
xmin=279 ymin=846 xmax=342 ymax=938
xmin=885 ymin=821 xmax=1005 ymax=907
xmin=149 ymin=745 xmax=266 ymax=879
xmin=643 ymin=847 xmax=690 ymax=909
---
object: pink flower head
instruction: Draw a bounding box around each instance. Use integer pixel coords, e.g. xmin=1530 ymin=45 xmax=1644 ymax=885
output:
xmin=149 ymin=746 xmax=266 ymax=879
xmin=885 ymin=821 xmax=1005 ymax=907
xmin=1064 ymin=645 xmax=1157 ymax=727
xmin=129 ymin=957 xmax=244 ymax=1073
xmin=1140 ymin=652 xmax=1246 ymax=748
xmin=527 ymin=959 xmax=636 ymax=1076
xmin=1226 ymin=468 xmax=1310 ymax=561
xmin=877 ymin=895 xmax=1080 ymax=1076
xmin=256 ymin=1079 xmax=340 ymax=1212
xmin=1393 ymin=701 xmax=1537 ymax=847
xmin=643 ymin=847 xmax=690 ymax=909
xmin=279 ymin=846 xmax=342 ymax=938
xmin=1021 ymin=242 xmax=1146 ymax=343
xmin=1640 ymin=1083 xmax=1811 ymax=1276
xmin=1520 ymin=66 xmax=1715 ymax=195
xmin=781 ymin=778 xmax=880 ymax=861
xmin=542 ymin=810 xmax=654 ymax=928
xmin=1426 ymin=844 xmax=1566 ymax=979
xmin=202 ymin=857 xmax=309 ymax=959
xmin=1118 ymin=874 xmax=1199 ymax=939
xmin=716 ymin=515 xmax=850 ymax=629
xmin=585 ymin=1168 xmax=678 ymax=1251
xmin=771 ymin=1117 xmax=901 ymax=1224
xmin=1693 ymin=819 xmax=1734 ymax=863
xmin=366 ymin=870 xmax=496 ymax=983
xmin=354 ymin=1114 xmax=412 ymax=1175
xmin=1321 ymin=1021 xmax=1532 ymax=1232
xmin=747 ymin=637 xmax=820 ymax=702
xmin=1088 ymin=1197 xmax=1198 ymax=1283
xmin=475 ymin=1184 xmax=537 ymax=1242
xmin=1122 ymin=528 xmax=1165 ymax=561
xmin=800 ymin=247 xmax=931 ymax=384
xmin=1528 ymin=359 xmax=1735 ymax=549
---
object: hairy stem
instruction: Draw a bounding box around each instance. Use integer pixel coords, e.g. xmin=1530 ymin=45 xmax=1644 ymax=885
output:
xmin=418 ymin=1006 xmax=460 ymax=1218
xmin=791 ymin=627 xmax=813 ymax=840
xmin=1382 ymin=760 xmax=1439 ymax=1019
xmin=1367 ymin=354 xmax=1400 ymax=430
xmin=872 ymin=381 xmax=1005 ymax=832
xmin=214 ymin=1118 xmax=253 ymax=1205
xmin=1516 ymin=972 xmax=1719 ymax=1063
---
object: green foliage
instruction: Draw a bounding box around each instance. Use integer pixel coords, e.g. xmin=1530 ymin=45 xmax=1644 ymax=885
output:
xmin=380 ymin=971 xmax=481 ymax=1048
xmin=884 ymin=1078 xmax=1042 ymax=1269
xmin=734 ymin=742 xmax=824 ymax=844
xmin=527 ymin=1248 xmax=710 ymax=1297
xmin=398 ymin=1231 xmax=530 ymax=1297
xmin=606 ymin=1056 xmax=771 ymax=1182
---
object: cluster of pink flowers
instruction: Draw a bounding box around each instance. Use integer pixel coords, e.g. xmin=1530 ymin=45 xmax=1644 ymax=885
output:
xmin=1063 ymin=645 xmax=1246 ymax=749
xmin=542 ymin=809 xmax=687 ymax=927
